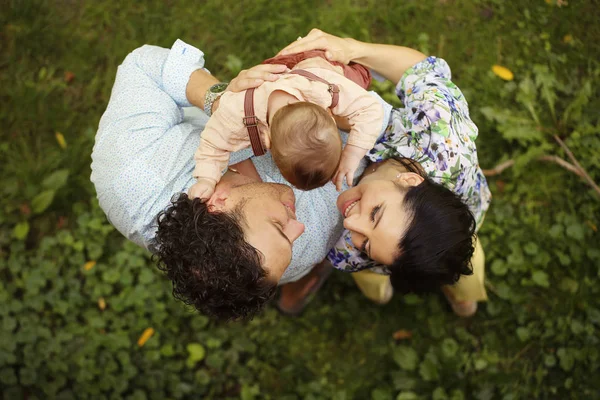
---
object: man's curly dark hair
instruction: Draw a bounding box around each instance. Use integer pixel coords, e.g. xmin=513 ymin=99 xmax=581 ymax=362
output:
xmin=153 ymin=193 xmax=277 ymax=321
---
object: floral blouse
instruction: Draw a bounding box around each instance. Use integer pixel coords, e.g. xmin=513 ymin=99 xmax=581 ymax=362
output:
xmin=327 ymin=57 xmax=491 ymax=274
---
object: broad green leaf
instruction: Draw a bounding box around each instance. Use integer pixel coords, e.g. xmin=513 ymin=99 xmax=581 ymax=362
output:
xmin=556 ymin=348 xmax=575 ymax=371
xmin=570 ymin=319 xmax=585 ymax=335
xmin=587 ymin=248 xmax=600 ymax=260
xmin=558 ymin=278 xmax=579 ymax=294
xmin=186 ymin=343 xmax=206 ymax=367
xmin=403 ymin=294 xmax=423 ymax=305
xmin=432 ymin=387 xmax=448 ymax=400
xmin=474 ymin=358 xmax=488 ymax=371
xmin=531 ymin=270 xmax=550 ymax=288
xmin=516 ymin=327 xmax=531 ymax=342
xmin=393 ymin=346 xmax=419 ymax=371
xmin=392 ymin=371 xmax=418 ymax=391
xmin=565 ymin=224 xmax=585 ymax=240
xmin=544 ymin=354 xmax=557 ymax=368
xmin=102 ymin=269 xmax=121 ymax=284
xmin=205 ymin=338 xmax=222 ymax=349
xmin=523 ymin=242 xmax=539 ymax=256
xmin=372 ymin=388 xmax=393 ymax=400
xmin=396 ymin=392 xmax=419 ymax=400
xmin=548 ymin=224 xmax=563 ymax=238
xmin=240 ymin=383 xmax=260 ymax=400
xmin=12 ymin=222 xmax=30 ymax=240
xmin=160 ymin=344 xmax=175 ymax=357
xmin=450 ymin=389 xmax=465 ymax=400
xmin=205 ymin=352 xmax=224 ymax=370
xmin=441 ymin=338 xmax=459 ymax=358
xmin=42 ymin=169 xmax=70 ymax=190
xmin=490 ymin=259 xmax=507 ymax=276
xmin=554 ymin=250 xmax=571 ymax=266
xmin=31 ymin=190 xmax=56 ymax=214
xmin=194 ymin=370 xmax=211 ymax=386
xmin=419 ymin=355 xmax=440 ymax=381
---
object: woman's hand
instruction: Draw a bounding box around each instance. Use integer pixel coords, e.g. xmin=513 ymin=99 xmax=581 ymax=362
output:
xmin=225 ymin=63 xmax=288 ymax=93
xmin=279 ymin=28 xmax=427 ymax=84
xmin=277 ymin=29 xmax=360 ymax=65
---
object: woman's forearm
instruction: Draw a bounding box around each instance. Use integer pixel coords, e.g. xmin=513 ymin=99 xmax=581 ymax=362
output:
xmin=348 ymin=40 xmax=427 ymax=84
xmin=278 ymin=30 xmax=428 ymax=85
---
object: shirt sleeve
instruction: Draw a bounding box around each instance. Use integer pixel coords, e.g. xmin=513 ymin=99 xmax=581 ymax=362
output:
xmin=192 ymin=91 xmax=250 ymax=181
xmin=91 ymin=40 xmax=207 ymax=248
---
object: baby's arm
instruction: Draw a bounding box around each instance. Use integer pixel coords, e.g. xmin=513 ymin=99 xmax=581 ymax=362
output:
xmin=334 ymin=144 xmax=368 ymax=191
xmin=190 ymin=134 xmax=232 ymax=200
xmin=190 ymin=92 xmax=249 ymax=200
xmin=324 ymin=73 xmax=385 ymax=190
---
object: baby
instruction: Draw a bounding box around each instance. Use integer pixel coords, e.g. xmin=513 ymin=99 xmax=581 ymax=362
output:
xmin=190 ymin=50 xmax=384 ymax=200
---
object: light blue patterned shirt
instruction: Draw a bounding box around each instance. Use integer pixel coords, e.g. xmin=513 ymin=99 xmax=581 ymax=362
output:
xmin=91 ymin=40 xmax=391 ymax=284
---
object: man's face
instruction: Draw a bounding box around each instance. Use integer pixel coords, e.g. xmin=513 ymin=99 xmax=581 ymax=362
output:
xmin=212 ymin=181 xmax=305 ymax=281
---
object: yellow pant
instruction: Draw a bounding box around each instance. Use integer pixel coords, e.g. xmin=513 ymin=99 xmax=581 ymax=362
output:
xmin=351 ymin=237 xmax=487 ymax=304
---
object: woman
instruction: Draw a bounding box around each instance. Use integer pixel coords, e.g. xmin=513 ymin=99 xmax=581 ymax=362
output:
xmin=277 ymin=30 xmax=491 ymax=317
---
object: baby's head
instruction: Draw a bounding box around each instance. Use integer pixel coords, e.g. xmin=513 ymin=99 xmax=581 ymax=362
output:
xmin=270 ymin=102 xmax=342 ymax=190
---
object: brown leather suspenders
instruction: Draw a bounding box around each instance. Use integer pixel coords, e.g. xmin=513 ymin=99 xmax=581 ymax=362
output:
xmin=242 ymin=69 xmax=340 ymax=157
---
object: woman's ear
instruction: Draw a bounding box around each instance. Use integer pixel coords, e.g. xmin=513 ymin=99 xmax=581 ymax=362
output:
xmin=395 ymin=172 xmax=424 ymax=188
xmin=206 ymin=187 xmax=230 ymax=212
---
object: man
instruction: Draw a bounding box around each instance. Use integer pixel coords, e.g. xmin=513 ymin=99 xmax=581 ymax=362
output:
xmin=91 ymin=39 xmax=392 ymax=320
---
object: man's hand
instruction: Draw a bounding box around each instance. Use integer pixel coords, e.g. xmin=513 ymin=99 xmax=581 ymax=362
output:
xmin=209 ymin=64 xmax=289 ymax=113
xmin=225 ymin=64 xmax=289 ymax=93
xmin=187 ymin=64 xmax=288 ymax=110
xmin=333 ymin=144 xmax=367 ymax=191
xmin=188 ymin=178 xmax=217 ymax=202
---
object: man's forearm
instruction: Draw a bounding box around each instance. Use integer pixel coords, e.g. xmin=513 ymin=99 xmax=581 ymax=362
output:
xmin=186 ymin=69 xmax=219 ymax=109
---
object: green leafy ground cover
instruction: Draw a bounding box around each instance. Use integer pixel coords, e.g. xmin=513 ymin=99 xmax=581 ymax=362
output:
xmin=1 ymin=0 xmax=600 ymax=399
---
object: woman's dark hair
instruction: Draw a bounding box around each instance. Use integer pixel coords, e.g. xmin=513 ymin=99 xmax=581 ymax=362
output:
xmin=388 ymin=158 xmax=476 ymax=293
xmin=153 ymin=193 xmax=277 ymax=321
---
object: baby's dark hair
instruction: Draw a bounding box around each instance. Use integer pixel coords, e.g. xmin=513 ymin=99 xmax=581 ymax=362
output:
xmin=270 ymin=102 xmax=342 ymax=190
xmin=153 ymin=193 xmax=277 ymax=321
xmin=387 ymin=158 xmax=476 ymax=293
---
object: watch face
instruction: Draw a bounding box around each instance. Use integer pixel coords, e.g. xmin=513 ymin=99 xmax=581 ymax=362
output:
xmin=211 ymin=83 xmax=228 ymax=93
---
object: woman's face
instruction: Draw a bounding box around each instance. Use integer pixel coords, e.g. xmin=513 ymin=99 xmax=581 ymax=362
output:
xmin=336 ymin=170 xmax=423 ymax=265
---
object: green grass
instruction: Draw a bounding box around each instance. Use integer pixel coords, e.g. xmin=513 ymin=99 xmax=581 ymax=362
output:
xmin=1 ymin=0 xmax=600 ymax=399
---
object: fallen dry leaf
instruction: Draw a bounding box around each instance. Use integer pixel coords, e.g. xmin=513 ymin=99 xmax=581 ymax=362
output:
xmin=98 ymin=297 xmax=106 ymax=310
xmin=55 ymin=132 xmax=67 ymax=149
xmin=84 ymin=260 xmax=96 ymax=271
xmin=138 ymin=328 xmax=155 ymax=347
xmin=492 ymin=65 xmax=514 ymax=81
xmin=392 ymin=329 xmax=413 ymax=340
xmin=56 ymin=216 xmax=67 ymax=229
xmin=19 ymin=203 xmax=31 ymax=216
xmin=64 ymin=71 xmax=75 ymax=83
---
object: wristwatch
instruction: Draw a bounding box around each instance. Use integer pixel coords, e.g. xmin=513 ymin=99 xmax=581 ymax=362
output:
xmin=203 ymin=82 xmax=228 ymax=116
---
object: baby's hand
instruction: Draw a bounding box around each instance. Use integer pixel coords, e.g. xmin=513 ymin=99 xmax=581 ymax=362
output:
xmin=333 ymin=144 xmax=367 ymax=191
xmin=188 ymin=178 xmax=217 ymax=201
